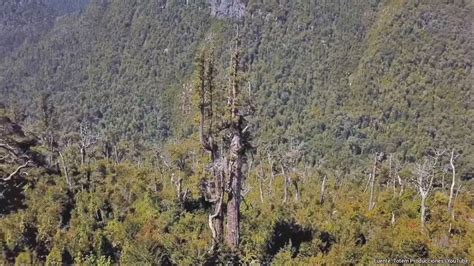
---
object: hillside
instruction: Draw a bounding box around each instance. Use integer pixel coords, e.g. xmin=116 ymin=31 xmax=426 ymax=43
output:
xmin=1 ymin=0 xmax=472 ymax=176
xmin=0 ymin=0 xmax=89 ymax=62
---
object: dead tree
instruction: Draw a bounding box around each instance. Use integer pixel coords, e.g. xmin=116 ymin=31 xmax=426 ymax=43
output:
xmin=1 ymin=160 xmax=32 ymax=181
xmin=267 ymin=153 xmax=275 ymax=194
xmin=54 ymin=134 xmax=76 ymax=190
xmin=388 ymin=154 xmax=395 ymax=195
xmin=254 ymin=145 xmax=271 ymax=203
xmin=280 ymin=140 xmax=304 ymax=204
xmin=194 ymin=44 xmax=252 ymax=251
xmin=391 ymin=156 xmax=405 ymax=196
xmin=257 ymin=163 xmax=266 ymax=203
xmin=0 ymin=139 xmax=34 ymax=180
xmin=57 ymin=151 xmax=71 ymax=189
xmin=281 ymin=164 xmax=288 ymax=204
xmin=78 ymin=122 xmax=98 ymax=166
xmin=413 ymin=160 xmax=432 ymax=231
xmin=447 ymin=149 xmax=459 ymax=218
xmin=411 ymin=151 xmax=443 ymax=231
xmin=368 ymin=152 xmax=385 ymax=211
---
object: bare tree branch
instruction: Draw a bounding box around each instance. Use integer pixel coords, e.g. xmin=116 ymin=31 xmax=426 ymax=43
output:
xmin=2 ymin=160 xmax=32 ymax=181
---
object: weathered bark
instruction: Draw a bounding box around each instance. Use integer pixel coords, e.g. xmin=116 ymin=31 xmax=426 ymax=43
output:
xmin=224 ymin=47 xmax=245 ymax=250
xmin=210 ymin=175 xmax=224 ymax=249
xmin=208 ymin=152 xmax=225 ymax=251
xmin=226 ymin=135 xmax=243 ymax=249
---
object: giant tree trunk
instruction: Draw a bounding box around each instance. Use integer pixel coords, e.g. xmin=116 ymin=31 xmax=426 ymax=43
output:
xmin=210 ymin=200 xmax=224 ymax=249
xmin=226 ymin=134 xmax=243 ymax=250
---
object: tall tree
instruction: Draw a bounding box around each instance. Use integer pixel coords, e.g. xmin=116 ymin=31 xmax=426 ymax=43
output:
xmin=194 ymin=41 xmax=252 ymax=251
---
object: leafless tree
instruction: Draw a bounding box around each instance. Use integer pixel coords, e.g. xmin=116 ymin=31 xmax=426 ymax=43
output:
xmin=447 ymin=149 xmax=459 ymax=217
xmin=57 ymin=150 xmax=71 ymax=189
xmin=267 ymin=153 xmax=275 ymax=194
xmin=388 ymin=154 xmax=395 ymax=195
xmin=256 ymin=163 xmax=266 ymax=203
xmin=78 ymin=122 xmax=98 ymax=166
xmin=280 ymin=140 xmax=304 ymax=204
xmin=0 ymin=140 xmax=34 ymax=182
xmin=281 ymin=163 xmax=288 ymax=204
xmin=368 ymin=152 xmax=385 ymax=211
xmin=392 ymin=157 xmax=405 ymax=196
xmin=410 ymin=150 xmax=443 ymax=231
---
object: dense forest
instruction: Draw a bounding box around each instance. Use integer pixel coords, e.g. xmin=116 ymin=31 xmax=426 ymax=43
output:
xmin=1 ymin=0 xmax=473 ymax=264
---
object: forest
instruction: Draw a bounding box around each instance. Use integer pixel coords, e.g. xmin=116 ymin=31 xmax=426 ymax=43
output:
xmin=0 ymin=0 xmax=473 ymax=264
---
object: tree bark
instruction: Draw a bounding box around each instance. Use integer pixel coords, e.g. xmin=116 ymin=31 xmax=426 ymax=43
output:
xmin=225 ymin=134 xmax=243 ymax=250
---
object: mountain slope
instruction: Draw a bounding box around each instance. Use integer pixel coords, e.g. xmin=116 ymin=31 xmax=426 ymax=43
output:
xmin=0 ymin=0 xmax=89 ymax=61
xmin=0 ymin=0 xmax=472 ymax=175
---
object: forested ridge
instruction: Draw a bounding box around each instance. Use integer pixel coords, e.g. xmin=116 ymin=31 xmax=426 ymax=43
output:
xmin=0 ymin=0 xmax=473 ymax=264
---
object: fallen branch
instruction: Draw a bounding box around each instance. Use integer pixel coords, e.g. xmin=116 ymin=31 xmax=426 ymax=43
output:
xmin=2 ymin=160 xmax=32 ymax=181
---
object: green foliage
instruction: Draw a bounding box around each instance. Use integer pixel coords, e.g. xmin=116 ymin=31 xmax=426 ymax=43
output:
xmin=1 ymin=0 xmax=471 ymax=179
